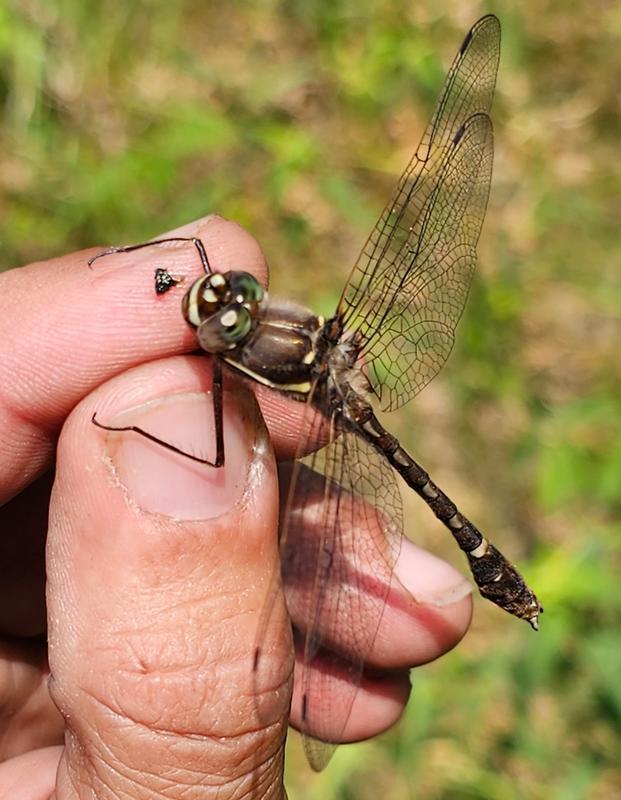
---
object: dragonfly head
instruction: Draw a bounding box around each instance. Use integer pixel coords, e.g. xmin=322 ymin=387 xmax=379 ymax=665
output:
xmin=182 ymin=270 xmax=267 ymax=353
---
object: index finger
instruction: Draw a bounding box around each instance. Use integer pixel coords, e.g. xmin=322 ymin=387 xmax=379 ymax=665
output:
xmin=0 ymin=214 xmax=304 ymax=504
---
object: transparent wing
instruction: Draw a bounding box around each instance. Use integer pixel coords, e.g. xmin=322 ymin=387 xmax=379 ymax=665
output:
xmin=253 ymin=15 xmax=500 ymax=773
xmin=280 ymin=410 xmax=403 ymax=771
xmin=337 ymin=14 xmax=500 ymax=411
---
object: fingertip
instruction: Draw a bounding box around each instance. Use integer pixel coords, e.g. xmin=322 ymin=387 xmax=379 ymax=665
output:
xmin=394 ymin=539 xmax=473 ymax=609
xmin=0 ymin=746 xmax=63 ymax=800
xmin=344 ymin=669 xmax=411 ymax=742
xmin=385 ymin=538 xmax=473 ymax=658
xmin=289 ymin=647 xmax=411 ymax=743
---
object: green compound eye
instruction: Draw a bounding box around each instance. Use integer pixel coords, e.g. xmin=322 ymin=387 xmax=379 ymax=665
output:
xmin=220 ymin=305 xmax=252 ymax=340
xmin=196 ymin=304 xmax=252 ymax=353
xmin=229 ymin=271 xmax=264 ymax=304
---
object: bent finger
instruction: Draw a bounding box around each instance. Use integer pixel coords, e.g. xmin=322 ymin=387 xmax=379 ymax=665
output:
xmin=0 ymin=746 xmax=63 ymax=800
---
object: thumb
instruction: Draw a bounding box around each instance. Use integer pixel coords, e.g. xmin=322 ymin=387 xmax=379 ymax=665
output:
xmin=46 ymin=356 xmax=292 ymax=799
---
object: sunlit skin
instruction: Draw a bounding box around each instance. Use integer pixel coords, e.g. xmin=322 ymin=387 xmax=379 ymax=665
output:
xmin=0 ymin=215 xmax=473 ymax=799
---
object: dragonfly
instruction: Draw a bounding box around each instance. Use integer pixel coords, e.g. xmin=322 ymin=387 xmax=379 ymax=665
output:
xmin=90 ymin=14 xmax=542 ymax=771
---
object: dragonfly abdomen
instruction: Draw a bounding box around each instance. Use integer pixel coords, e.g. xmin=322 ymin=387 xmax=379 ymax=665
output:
xmin=348 ymin=400 xmax=542 ymax=629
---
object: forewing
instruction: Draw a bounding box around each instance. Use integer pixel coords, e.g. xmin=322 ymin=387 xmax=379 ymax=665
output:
xmin=280 ymin=412 xmax=403 ymax=770
xmin=337 ymin=15 xmax=500 ymax=410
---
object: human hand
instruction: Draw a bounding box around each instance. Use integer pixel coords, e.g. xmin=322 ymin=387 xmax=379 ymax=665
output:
xmin=0 ymin=215 xmax=472 ymax=798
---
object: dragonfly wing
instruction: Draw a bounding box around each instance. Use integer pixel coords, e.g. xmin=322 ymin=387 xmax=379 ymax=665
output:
xmin=280 ymin=412 xmax=403 ymax=770
xmin=337 ymin=15 xmax=500 ymax=411
xmin=254 ymin=15 xmax=501 ymax=772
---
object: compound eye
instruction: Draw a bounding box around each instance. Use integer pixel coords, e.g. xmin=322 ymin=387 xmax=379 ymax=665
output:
xmin=196 ymin=304 xmax=252 ymax=353
xmin=182 ymin=275 xmax=220 ymax=327
xmin=229 ymin=271 xmax=264 ymax=304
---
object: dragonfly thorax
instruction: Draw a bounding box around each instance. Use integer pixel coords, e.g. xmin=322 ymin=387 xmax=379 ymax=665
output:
xmin=182 ymin=270 xmax=266 ymax=353
xmin=221 ymin=300 xmax=324 ymax=398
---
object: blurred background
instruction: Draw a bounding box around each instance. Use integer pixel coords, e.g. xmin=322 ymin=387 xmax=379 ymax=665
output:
xmin=1 ymin=0 xmax=620 ymax=797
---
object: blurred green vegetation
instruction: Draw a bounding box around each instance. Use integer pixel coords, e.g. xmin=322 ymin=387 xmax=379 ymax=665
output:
xmin=1 ymin=0 xmax=620 ymax=797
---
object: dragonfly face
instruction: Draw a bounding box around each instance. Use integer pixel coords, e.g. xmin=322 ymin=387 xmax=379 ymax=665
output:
xmin=182 ymin=270 xmax=267 ymax=353
xmin=183 ymin=268 xmax=325 ymax=397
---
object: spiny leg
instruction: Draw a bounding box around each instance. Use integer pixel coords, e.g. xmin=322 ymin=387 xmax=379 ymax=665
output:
xmin=87 ymin=237 xmax=213 ymax=293
xmin=91 ymin=359 xmax=226 ymax=468
xmin=211 ymin=359 xmax=225 ymax=467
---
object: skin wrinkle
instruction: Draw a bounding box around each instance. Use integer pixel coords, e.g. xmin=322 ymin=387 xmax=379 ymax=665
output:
xmin=65 ymin=646 xmax=287 ymax=741
xmin=65 ymin=704 xmax=211 ymax=800
xmin=0 ymin=403 xmax=55 ymax=457
xmin=75 ymin=730 xmax=148 ymax=796
xmin=114 ymin=761 xmax=256 ymax=799
xmin=93 ymin=598 xmax=259 ymax=648
xmin=101 ymin=668 xmax=252 ymax=726
xmin=111 ymin=579 xmax=264 ymax=622
xmin=0 ymin=407 xmax=57 ymax=508
xmin=113 ymin=632 xmax=272 ymax=679
xmin=66 ymin=690 xmax=284 ymax=797
xmin=94 ymin=725 xmax=240 ymax=800
xmin=62 ymin=728 xmax=117 ymax=800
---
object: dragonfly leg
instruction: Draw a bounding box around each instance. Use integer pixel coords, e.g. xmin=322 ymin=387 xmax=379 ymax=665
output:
xmin=91 ymin=359 xmax=226 ymax=468
xmin=87 ymin=237 xmax=213 ymax=287
xmin=212 ymin=359 xmax=225 ymax=467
